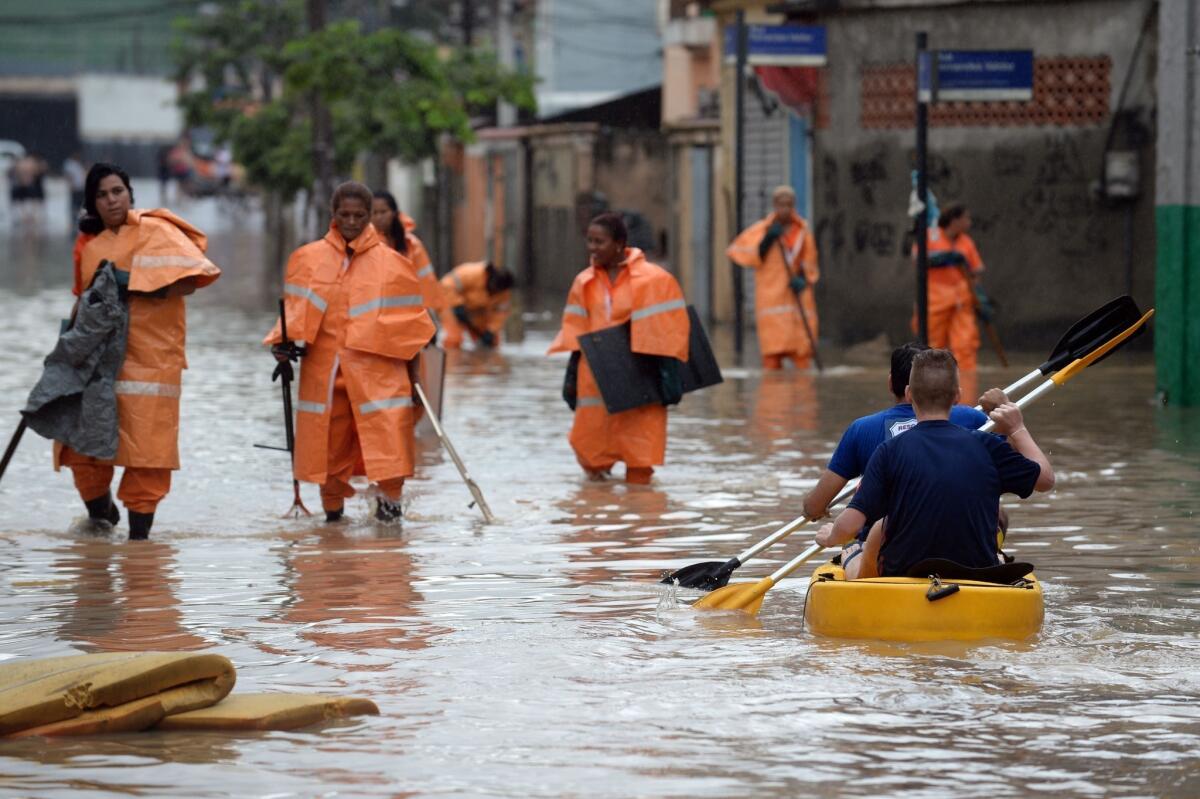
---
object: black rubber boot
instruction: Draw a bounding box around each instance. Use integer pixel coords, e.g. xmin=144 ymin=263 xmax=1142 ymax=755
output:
xmin=325 ymin=508 xmax=344 ymax=523
xmin=374 ymin=498 xmax=402 ymax=523
xmin=83 ymin=492 xmax=120 ymax=527
xmin=128 ymin=511 xmax=154 ymax=540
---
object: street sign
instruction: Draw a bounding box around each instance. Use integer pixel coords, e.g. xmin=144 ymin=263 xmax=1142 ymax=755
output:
xmin=723 ymin=25 xmax=827 ymax=67
xmin=935 ymin=50 xmax=1034 ymax=102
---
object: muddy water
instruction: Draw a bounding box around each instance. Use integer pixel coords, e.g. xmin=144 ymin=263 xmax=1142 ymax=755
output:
xmin=0 ymin=247 xmax=1197 ymax=797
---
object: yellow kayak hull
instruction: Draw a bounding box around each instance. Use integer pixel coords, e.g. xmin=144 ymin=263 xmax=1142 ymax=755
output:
xmin=803 ymin=563 xmax=1043 ymax=642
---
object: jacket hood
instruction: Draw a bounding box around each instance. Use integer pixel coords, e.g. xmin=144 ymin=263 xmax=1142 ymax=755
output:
xmin=131 ymin=208 xmax=209 ymax=252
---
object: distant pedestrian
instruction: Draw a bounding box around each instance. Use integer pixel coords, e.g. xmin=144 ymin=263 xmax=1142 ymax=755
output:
xmin=214 ymin=144 xmax=232 ymax=190
xmin=727 ymin=185 xmax=821 ymax=370
xmin=9 ymin=152 xmax=47 ymax=227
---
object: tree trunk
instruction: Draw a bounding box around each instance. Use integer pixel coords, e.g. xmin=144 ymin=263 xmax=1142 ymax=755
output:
xmin=307 ymin=0 xmax=334 ymax=232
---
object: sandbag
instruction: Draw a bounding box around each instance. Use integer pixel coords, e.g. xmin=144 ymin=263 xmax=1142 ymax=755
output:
xmin=156 ymin=693 xmax=379 ymax=732
xmin=0 ymin=652 xmax=235 ymax=736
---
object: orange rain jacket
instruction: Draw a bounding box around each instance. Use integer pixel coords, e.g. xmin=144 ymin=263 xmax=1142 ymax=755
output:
xmin=548 ymin=248 xmax=690 ymax=470
xmin=726 ymin=212 xmax=820 ymax=358
xmin=264 ymin=223 xmax=435 ymax=485
xmin=921 ymin=227 xmax=983 ymax=370
xmin=399 ymin=213 xmax=444 ymax=312
xmin=438 ymin=262 xmax=512 ymax=347
xmin=72 ymin=209 xmax=221 ymax=469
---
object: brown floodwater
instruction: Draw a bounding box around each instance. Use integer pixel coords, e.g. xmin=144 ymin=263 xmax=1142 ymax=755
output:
xmin=0 ymin=231 xmax=1197 ymax=797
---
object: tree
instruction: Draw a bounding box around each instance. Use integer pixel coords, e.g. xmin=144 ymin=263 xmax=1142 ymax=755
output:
xmin=172 ymin=0 xmax=535 ymax=290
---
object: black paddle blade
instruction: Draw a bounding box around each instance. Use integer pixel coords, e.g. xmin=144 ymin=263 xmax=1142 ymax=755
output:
xmin=1043 ymin=296 xmax=1143 ymax=374
xmin=662 ymin=557 xmax=740 ymax=591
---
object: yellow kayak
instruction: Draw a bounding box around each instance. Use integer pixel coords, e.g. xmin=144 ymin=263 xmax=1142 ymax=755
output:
xmin=803 ymin=562 xmax=1043 ymax=642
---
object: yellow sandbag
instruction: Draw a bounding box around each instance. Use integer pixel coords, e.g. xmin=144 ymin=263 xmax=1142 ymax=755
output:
xmin=156 ymin=693 xmax=379 ymax=732
xmin=0 ymin=652 xmax=235 ymax=736
xmin=8 ymin=694 xmax=166 ymax=738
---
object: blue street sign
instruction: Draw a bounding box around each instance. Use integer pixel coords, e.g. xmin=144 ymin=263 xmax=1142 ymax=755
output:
xmin=917 ymin=51 xmax=933 ymax=103
xmin=935 ymin=50 xmax=1034 ymax=101
xmin=723 ymin=25 xmax=827 ymax=67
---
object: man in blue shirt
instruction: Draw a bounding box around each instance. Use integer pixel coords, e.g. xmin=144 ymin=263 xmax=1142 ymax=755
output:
xmin=802 ymin=343 xmax=1004 ymax=556
xmin=816 ymin=349 xmax=1054 ymax=577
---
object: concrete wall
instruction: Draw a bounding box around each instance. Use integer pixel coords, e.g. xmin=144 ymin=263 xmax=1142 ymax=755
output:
xmin=809 ymin=0 xmax=1157 ymax=349
xmin=1154 ymin=0 xmax=1200 ymax=405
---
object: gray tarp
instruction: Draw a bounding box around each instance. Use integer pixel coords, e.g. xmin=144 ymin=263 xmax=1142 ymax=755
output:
xmin=22 ymin=263 xmax=128 ymax=459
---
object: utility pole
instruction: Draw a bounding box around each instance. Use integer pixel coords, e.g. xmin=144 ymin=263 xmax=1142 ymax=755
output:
xmin=733 ymin=11 xmax=747 ymax=357
xmin=308 ymin=0 xmax=334 ymax=230
xmin=915 ymin=32 xmax=930 ymax=345
xmin=496 ymin=0 xmax=516 ymax=127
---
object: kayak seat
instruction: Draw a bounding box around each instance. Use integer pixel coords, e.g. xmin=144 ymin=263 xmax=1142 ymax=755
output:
xmin=905 ymin=558 xmax=1035 ymax=585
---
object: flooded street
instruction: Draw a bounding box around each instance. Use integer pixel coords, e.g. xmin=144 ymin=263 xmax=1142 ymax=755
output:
xmin=0 ymin=242 xmax=1198 ymax=797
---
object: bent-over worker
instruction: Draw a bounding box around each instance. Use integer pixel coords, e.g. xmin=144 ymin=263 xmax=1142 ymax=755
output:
xmin=61 ymin=162 xmax=221 ymax=540
xmin=727 ymin=185 xmax=819 ymax=369
xmin=438 ymin=261 xmax=514 ymax=350
xmin=265 ymin=182 xmax=435 ymax=523
xmin=548 ymin=212 xmax=690 ymax=484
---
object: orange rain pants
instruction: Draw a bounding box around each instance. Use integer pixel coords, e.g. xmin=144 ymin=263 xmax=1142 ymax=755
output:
xmin=60 ymin=449 xmax=171 ymax=514
xmin=318 ymin=373 xmax=406 ymax=512
xmin=918 ymin=228 xmax=983 ymax=372
xmin=727 ymin=212 xmax=820 ymax=369
xmin=548 ymin=248 xmax=690 ymax=479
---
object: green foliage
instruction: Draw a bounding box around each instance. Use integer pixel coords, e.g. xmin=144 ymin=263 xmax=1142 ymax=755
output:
xmin=173 ymin=0 xmax=536 ymax=197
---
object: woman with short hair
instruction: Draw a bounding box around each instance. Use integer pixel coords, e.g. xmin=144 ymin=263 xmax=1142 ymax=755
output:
xmin=266 ymin=182 xmax=436 ymax=523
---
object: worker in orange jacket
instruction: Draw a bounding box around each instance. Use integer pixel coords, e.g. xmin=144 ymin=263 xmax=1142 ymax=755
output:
xmin=439 ymin=261 xmax=514 ymax=349
xmin=62 ymin=162 xmax=221 ymax=539
xmin=917 ymin=203 xmax=983 ymax=372
xmin=370 ymin=191 xmax=443 ymax=313
xmin=549 ymin=212 xmax=690 ymax=484
xmin=727 ymin=185 xmax=820 ymax=369
xmin=265 ymin=182 xmax=436 ymax=523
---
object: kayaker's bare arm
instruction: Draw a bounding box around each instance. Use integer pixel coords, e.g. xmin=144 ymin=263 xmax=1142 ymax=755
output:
xmin=988 ymin=402 xmax=1056 ymax=492
xmin=803 ymin=470 xmax=848 ymax=520
xmin=816 ymin=507 xmax=866 ymax=548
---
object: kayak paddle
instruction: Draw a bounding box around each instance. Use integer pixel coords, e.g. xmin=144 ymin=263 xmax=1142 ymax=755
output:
xmin=693 ymin=305 xmax=1154 ymax=615
xmin=662 ymin=295 xmax=1148 ymax=591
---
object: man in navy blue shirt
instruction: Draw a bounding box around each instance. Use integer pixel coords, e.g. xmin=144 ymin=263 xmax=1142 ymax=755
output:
xmin=816 ymin=349 xmax=1054 ymax=578
xmin=802 ymin=342 xmax=1006 ymax=575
